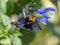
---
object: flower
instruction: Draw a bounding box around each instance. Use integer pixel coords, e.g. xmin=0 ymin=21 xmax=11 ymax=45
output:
xmin=19 ymin=7 xmax=55 ymax=32
xmin=34 ymin=7 xmax=55 ymax=19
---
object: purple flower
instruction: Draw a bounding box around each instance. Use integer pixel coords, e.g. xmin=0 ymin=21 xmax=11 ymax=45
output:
xmin=19 ymin=7 xmax=55 ymax=32
xmin=34 ymin=7 xmax=55 ymax=18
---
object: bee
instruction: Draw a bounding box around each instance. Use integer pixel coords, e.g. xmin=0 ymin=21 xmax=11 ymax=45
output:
xmin=23 ymin=15 xmax=36 ymax=29
xmin=11 ymin=0 xmax=36 ymax=29
xmin=17 ymin=1 xmax=35 ymax=29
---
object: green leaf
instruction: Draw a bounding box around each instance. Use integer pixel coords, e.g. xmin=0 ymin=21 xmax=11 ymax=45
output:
xmin=0 ymin=0 xmax=11 ymax=30
xmin=9 ymin=28 xmax=22 ymax=37
xmin=0 ymin=0 xmax=8 ymax=14
xmin=10 ymin=36 xmax=22 ymax=45
xmin=8 ymin=27 xmax=22 ymax=45
xmin=0 ymin=36 xmax=11 ymax=45
xmin=9 ymin=28 xmax=22 ymax=45
xmin=0 ymin=13 xmax=11 ymax=30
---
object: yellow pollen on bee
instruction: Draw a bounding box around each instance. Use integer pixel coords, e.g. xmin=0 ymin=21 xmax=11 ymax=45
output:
xmin=29 ymin=16 xmax=36 ymax=22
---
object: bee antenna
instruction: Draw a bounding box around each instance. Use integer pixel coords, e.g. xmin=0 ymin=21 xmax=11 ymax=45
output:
xmin=25 ymin=0 xmax=35 ymax=8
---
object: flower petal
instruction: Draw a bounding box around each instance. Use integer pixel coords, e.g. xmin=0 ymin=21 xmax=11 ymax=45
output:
xmin=20 ymin=20 xmax=25 ymax=28
xmin=20 ymin=23 xmax=25 ymax=28
xmin=29 ymin=27 xmax=33 ymax=32
xmin=34 ymin=7 xmax=55 ymax=14
xmin=44 ymin=7 xmax=56 ymax=12
xmin=34 ymin=8 xmax=44 ymax=14
xmin=36 ymin=18 xmax=48 ymax=23
xmin=34 ymin=8 xmax=50 ymax=18
xmin=34 ymin=7 xmax=55 ymax=18
xmin=42 ymin=13 xmax=50 ymax=19
xmin=35 ymin=24 xmax=41 ymax=30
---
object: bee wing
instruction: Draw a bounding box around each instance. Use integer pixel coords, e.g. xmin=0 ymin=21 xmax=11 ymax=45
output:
xmin=22 ymin=8 xmax=29 ymax=18
xmin=18 ymin=13 xmax=24 ymax=22
xmin=18 ymin=8 xmax=29 ymax=22
xmin=22 ymin=0 xmax=34 ymax=18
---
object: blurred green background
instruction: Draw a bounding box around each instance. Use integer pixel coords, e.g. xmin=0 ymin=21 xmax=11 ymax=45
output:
xmin=0 ymin=0 xmax=60 ymax=45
